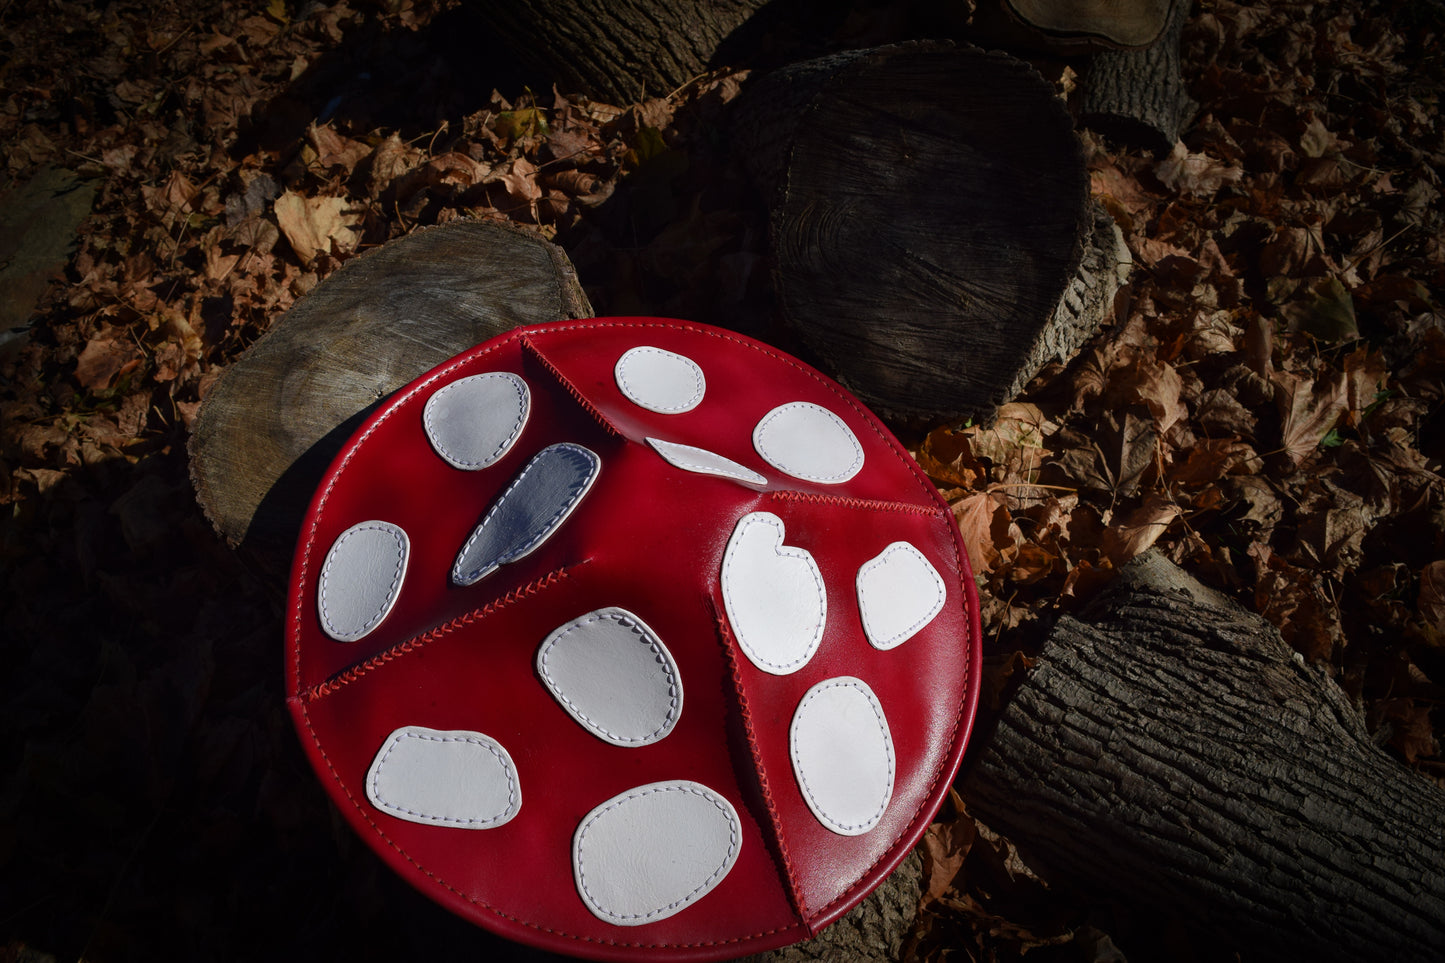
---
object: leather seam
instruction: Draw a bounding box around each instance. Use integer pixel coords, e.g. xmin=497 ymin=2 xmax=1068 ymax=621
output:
xmin=302 ymin=563 xmax=579 ymax=703
xmin=716 ymin=603 xmax=809 ymax=923
xmin=520 ymin=334 xmax=623 ymax=436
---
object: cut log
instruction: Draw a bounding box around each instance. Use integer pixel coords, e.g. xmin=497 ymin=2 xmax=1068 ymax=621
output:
xmin=461 ymin=0 xmax=774 ymax=104
xmin=1002 ymin=0 xmax=1174 ymax=49
xmin=1077 ymin=0 xmax=1196 ymax=152
xmin=741 ymin=43 xmax=1100 ymax=426
xmin=741 ymin=853 xmax=922 ymax=963
xmin=959 ymin=550 xmax=1445 ymax=961
xmin=188 ymin=219 xmax=591 ymax=582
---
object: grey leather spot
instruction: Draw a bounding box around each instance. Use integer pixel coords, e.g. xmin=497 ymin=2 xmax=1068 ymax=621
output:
xmin=452 ymin=443 xmax=600 ymax=586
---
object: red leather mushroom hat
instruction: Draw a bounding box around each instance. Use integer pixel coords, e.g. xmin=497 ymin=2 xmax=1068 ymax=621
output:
xmin=286 ymin=317 xmax=982 ymax=960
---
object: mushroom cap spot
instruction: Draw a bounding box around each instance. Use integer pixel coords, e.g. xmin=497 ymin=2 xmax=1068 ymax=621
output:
xmin=452 ymin=443 xmax=600 ymax=586
xmin=422 ymin=371 xmax=530 ymax=470
xmin=856 ymin=541 xmax=948 ymax=650
xmin=615 ymin=346 xmax=706 ymax=413
xmin=366 ymin=726 xmax=521 ymax=828
xmin=538 ymin=607 xmax=683 ymax=747
xmin=752 ymin=402 xmax=863 ymax=484
xmin=720 ymin=512 xmax=826 ymax=675
xmin=790 ymin=677 xmax=895 ymax=836
xmin=646 ymin=437 xmax=768 ymax=489
xmin=318 ymin=520 xmax=408 ymax=642
xmin=572 ymin=780 xmax=741 ymax=926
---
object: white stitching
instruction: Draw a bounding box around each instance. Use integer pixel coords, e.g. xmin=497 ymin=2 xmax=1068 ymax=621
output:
xmin=790 ymin=678 xmax=895 ymax=834
xmin=368 ymin=728 xmax=520 ymax=826
xmin=537 ymin=610 xmax=681 ymax=745
xmin=574 ymin=782 xmax=740 ymax=923
xmin=452 ymin=443 xmax=600 ymax=586
xmin=615 ymin=346 xmax=705 ymax=413
xmin=752 ymin=402 xmax=864 ymax=483
xmin=422 ymin=372 xmax=529 ymax=469
xmin=720 ymin=513 xmax=826 ymax=674
xmin=318 ymin=521 xmax=407 ymax=642
xmin=856 ymin=542 xmax=946 ymax=649
xmin=646 ymin=437 xmax=767 ymax=487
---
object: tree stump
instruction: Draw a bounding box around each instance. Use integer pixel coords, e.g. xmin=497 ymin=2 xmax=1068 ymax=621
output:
xmin=189 ymin=219 xmax=591 ymax=582
xmin=737 ymin=42 xmax=1109 ymax=426
xmin=959 ymin=550 xmax=1445 ymax=961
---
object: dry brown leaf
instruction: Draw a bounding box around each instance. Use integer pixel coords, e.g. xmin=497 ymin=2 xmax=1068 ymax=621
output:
xmin=74 ymin=327 xmax=142 ymax=391
xmin=916 ymin=427 xmax=985 ymax=489
xmin=952 ymin=491 xmax=1017 ymax=578
xmin=274 ymin=191 xmax=359 ymax=264
xmin=1104 ymin=494 xmax=1182 ymax=565
xmin=1154 ymin=142 xmax=1244 ymax=197
xmin=1272 ymin=370 xmax=1346 ymax=465
xmin=307 ymin=123 xmax=372 ymax=173
xmin=1420 ymin=561 xmax=1445 ymax=631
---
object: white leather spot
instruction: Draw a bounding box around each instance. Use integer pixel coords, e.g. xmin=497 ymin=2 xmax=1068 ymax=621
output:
xmin=615 ymin=346 xmax=705 ymax=413
xmin=856 ymin=541 xmax=947 ymax=650
xmin=752 ymin=402 xmax=863 ymax=484
xmin=366 ymin=726 xmax=521 ymax=828
xmin=318 ymin=521 xmax=408 ymax=642
xmin=572 ymin=780 xmax=741 ymax=926
xmin=646 ymin=437 xmax=767 ymax=488
xmin=538 ymin=607 xmax=682 ymax=747
xmin=790 ymin=677 xmax=894 ymax=836
xmin=423 ymin=371 xmax=530 ymax=470
xmin=452 ymin=443 xmax=600 ymax=586
xmin=720 ymin=512 xmax=826 ymax=675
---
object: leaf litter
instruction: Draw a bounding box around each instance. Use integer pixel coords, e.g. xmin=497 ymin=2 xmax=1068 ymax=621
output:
xmin=1 ymin=0 xmax=1444 ymax=961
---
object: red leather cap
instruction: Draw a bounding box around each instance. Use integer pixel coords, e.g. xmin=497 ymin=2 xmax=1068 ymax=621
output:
xmin=286 ymin=318 xmax=981 ymax=960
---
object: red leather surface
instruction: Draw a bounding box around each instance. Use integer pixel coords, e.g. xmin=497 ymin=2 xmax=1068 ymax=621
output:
xmin=286 ymin=318 xmax=982 ymax=960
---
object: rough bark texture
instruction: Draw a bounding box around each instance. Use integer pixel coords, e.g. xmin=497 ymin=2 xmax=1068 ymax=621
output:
xmin=960 ymin=550 xmax=1445 ymax=962
xmin=189 ymin=219 xmax=591 ymax=582
xmin=463 ymin=0 xmax=772 ymax=104
xmin=760 ymin=43 xmax=1093 ymax=426
xmin=741 ymin=852 xmax=923 ymax=963
xmin=1004 ymin=199 xmax=1131 ymax=403
xmin=1077 ymin=0 xmax=1196 ymax=151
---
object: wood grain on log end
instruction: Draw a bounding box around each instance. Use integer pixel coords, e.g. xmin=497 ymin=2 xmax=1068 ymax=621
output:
xmin=960 ymin=550 xmax=1445 ymax=962
xmin=767 ymin=42 xmax=1092 ymax=426
xmin=188 ymin=219 xmax=591 ymax=583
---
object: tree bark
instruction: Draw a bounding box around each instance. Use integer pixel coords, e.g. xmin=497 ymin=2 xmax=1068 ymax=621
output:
xmin=959 ymin=550 xmax=1445 ymax=962
xmin=1077 ymin=0 xmax=1197 ymax=152
xmin=745 ymin=43 xmax=1097 ymax=426
xmin=741 ymin=852 xmax=922 ymax=963
xmin=462 ymin=0 xmax=775 ymax=104
xmin=189 ymin=219 xmax=591 ymax=582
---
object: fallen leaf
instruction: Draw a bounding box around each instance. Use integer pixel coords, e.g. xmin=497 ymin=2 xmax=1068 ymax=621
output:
xmin=1104 ymin=494 xmax=1182 ymax=564
xmin=1272 ymin=370 xmax=1346 ymax=465
xmin=273 ymin=191 xmax=359 ymax=264
xmin=1420 ymin=561 xmax=1445 ymax=631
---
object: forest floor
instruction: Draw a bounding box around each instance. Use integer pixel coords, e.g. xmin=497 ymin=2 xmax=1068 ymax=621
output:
xmin=2 ymin=1 xmax=1443 ymax=961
